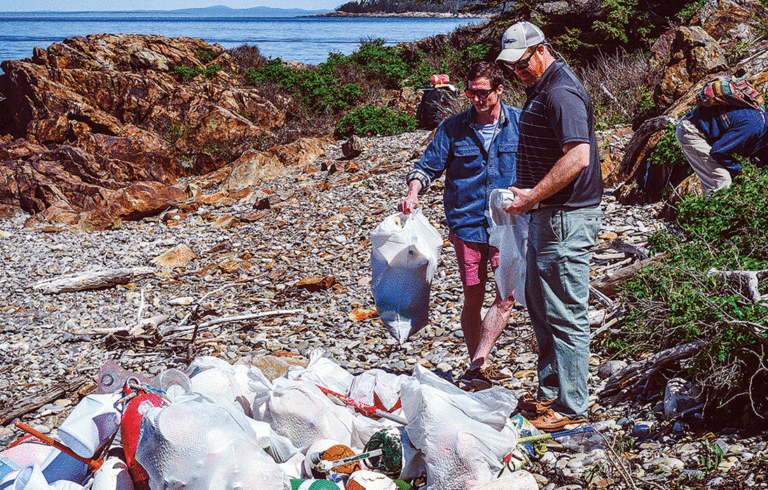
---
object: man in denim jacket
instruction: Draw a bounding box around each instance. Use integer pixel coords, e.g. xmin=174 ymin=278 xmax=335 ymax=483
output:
xmin=398 ymin=61 xmax=521 ymax=391
xmin=676 ymin=105 xmax=768 ymax=195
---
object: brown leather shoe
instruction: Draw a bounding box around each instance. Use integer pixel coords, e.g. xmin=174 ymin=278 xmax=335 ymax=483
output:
xmin=529 ymin=408 xmax=586 ymax=432
xmin=517 ymin=394 xmax=555 ymax=415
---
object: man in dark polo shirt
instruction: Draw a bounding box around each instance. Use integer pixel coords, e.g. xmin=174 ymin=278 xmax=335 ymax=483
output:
xmin=497 ymin=21 xmax=603 ymax=431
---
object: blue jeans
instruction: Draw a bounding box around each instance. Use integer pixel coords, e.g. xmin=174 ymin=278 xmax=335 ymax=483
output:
xmin=525 ymin=206 xmax=601 ymax=418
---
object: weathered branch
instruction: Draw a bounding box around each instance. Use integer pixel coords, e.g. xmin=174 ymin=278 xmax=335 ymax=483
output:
xmin=32 ymin=267 xmax=155 ymax=294
xmin=707 ymin=268 xmax=768 ymax=302
xmin=159 ymin=283 xmax=238 ymax=337
xmin=165 ymin=309 xmax=305 ymax=341
xmin=613 ymin=115 xmax=679 ymax=183
xmin=591 ymin=253 xmax=667 ymax=297
xmin=1 ymin=376 xmax=91 ymax=426
xmin=600 ymin=340 xmax=707 ymax=402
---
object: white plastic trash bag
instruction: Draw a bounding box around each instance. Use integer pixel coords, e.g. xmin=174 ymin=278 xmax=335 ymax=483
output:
xmin=399 ymin=368 xmax=518 ymax=490
xmin=251 ymin=378 xmax=358 ymax=450
xmin=411 ymin=364 xmax=518 ymax=431
xmin=371 ymin=209 xmax=442 ymax=343
xmin=135 ymin=393 xmax=287 ymax=490
xmin=285 ymin=349 xmax=354 ymax=397
xmin=488 ymin=189 xmax=529 ymax=306
xmin=348 ymin=369 xmax=406 ymax=414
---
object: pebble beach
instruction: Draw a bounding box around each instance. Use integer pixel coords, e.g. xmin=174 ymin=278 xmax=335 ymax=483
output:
xmin=1 ymin=129 xmax=766 ymax=489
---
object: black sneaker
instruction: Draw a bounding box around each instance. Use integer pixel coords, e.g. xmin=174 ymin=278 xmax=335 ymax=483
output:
xmin=457 ymin=368 xmax=492 ymax=391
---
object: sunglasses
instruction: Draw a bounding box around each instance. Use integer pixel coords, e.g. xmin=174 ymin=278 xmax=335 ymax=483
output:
xmin=505 ymin=46 xmax=539 ymax=71
xmin=464 ymin=87 xmax=498 ymax=99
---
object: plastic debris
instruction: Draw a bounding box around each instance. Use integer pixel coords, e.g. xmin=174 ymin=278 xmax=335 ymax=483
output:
xmin=3 ymin=352 xmax=573 ymax=490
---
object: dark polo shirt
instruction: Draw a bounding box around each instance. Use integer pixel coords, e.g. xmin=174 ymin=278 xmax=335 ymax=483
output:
xmin=517 ymin=58 xmax=603 ymax=207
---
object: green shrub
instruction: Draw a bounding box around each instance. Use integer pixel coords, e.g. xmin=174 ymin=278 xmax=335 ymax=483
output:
xmin=173 ymin=65 xmax=202 ymax=81
xmin=173 ymin=64 xmax=222 ymax=81
xmin=604 ymin=166 xmax=768 ymax=417
xmin=335 ymin=104 xmax=416 ymax=138
xmin=677 ymin=0 xmax=708 ymax=21
xmin=647 ymin=124 xmax=688 ymax=167
xmin=245 ymin=59 xmax=362 ymax=113
xmin=345 ymin=39 xmax=441 ymax=88
xmin=592 ymin=0 xmax=652 ymax=45
xmin=166 ymin=124 xmax=191 ymax=144
xmin=196 ymin=47 xmax=217 ymax=64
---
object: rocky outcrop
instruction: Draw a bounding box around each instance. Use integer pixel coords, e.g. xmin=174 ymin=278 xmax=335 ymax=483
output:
xmin=0 ymin=34 xmax=328 ymax=230
xmin=651 ymin=26 xmax=728 ymax=112
xmin=616 ymin=0 xmax=768 ymax=204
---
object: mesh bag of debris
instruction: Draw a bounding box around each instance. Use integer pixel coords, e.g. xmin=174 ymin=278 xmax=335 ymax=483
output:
xmin=371 ymin=210 xmax=442 ymax=343
xmin=135 ymin=392 xmax=287 ymax=490
xmin=487 ymin=189 xmax=529 ymax=306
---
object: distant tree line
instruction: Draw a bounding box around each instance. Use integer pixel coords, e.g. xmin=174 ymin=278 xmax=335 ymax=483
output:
xmin=336 ymin=0 xmax=508 ymax=14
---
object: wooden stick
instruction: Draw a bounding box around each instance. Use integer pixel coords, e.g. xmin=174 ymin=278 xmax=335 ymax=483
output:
xmin=32 ymin=267 xmax=155 ymax=294
xmin=0 ymin=377 xmax=90 ymax=426
xmin=707 ymin=268 xmax=768 ymax=302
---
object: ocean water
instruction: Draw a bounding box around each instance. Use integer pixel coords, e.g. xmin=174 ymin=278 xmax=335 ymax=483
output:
xmin=0 ymin=12 xmax=485 ymax=65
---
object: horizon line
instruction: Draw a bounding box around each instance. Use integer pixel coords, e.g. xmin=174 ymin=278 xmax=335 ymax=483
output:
xmin=1 ymin=6 xmax=334 ymax=13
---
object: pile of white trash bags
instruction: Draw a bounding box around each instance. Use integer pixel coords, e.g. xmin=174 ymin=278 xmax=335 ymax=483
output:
xmin=0 ymin=350 xmax=541 ymax=490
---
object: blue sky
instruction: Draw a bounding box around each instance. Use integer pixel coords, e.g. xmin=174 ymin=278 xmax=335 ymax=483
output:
xmin=2 ymin=1 xmax=341 ymax=11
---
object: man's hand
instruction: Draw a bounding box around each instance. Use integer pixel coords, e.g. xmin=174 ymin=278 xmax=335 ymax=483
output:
xmin=504 ymin=186 xmax=536 ymax=214
xmin=398 ymin=193 xmax=419 ymax=214
xmin=505 ymin=142 xmax=591 ymax=215
xmin=398 ymin=180 xmax=423 ymax=214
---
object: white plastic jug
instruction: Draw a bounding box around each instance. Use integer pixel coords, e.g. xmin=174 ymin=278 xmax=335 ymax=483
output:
xmin=57 ymin=393 xmax=122 ymax=459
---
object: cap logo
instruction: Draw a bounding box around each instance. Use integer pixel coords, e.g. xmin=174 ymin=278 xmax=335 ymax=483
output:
xmin=504 ymin=38 xmax=518 ymax=45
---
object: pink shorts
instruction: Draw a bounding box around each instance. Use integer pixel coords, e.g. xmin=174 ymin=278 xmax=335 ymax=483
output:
xmin=448 ymin=230 xmax=500 ymax=287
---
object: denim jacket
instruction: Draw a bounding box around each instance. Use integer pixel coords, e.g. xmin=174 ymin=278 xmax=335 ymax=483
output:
xmin=406 ymin=103 xmax=521 ymax=243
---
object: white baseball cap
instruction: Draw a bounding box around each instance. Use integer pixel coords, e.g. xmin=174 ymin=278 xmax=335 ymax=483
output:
xmin=496 ymin=22 xmax=546 ymax=63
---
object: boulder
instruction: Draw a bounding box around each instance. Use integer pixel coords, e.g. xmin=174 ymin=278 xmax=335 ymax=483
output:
xmin=652 ymin=26 xmax=727 ymax=112
xmin=342 ymin=135 xmax=364 ymax=159
xmin=690 ymin=0 xmax=768 ymax=42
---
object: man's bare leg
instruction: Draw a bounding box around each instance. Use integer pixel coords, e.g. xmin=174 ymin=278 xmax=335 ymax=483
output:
xmin=462 ymin=284 xmax=514 ymax=370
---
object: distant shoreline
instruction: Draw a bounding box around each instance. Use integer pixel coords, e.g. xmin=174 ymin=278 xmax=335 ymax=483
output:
xmin=312 ymin=11 xmax=491 ymax=19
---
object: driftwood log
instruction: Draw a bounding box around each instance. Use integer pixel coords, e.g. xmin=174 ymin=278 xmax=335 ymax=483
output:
xmin=32 ymin=267 xmax=155 ymax=294
xmin=0 ymin=376 xmax=92 ymax=425
xmin=600 ymin=340 xmax=707 ymax=404
xmin=613 ymin=115 xmax=680 ymax=184
xmin=590 ymin=253 xmax=667 ymax=298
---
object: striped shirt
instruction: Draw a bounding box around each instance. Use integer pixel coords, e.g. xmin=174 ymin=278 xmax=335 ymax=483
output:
xmin=517 ymin=58 xmax=603 ymax=207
